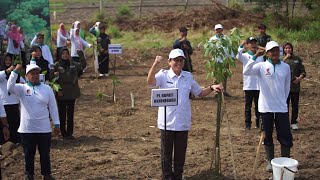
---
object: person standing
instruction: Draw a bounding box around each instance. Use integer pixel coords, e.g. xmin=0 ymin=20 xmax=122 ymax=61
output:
xmin=30 ymin=46 xmax=50 ymax=82
xmin=147 ymin=49 xmax=223 ymax=180
xmin=283 ymin=43 xmax=306 ymax=130
xmin=51 ymin=47 xmax=84 ymax=139
xmin=7 ymin=62 xmax=60 ymax=180
xmin=243 ymin=41 xmax=292 ymax=172
xmin=96 ymin=25 xmax=111 ymax=76
xmin=236 ymin=37 xmax=264 ymax=130
xmin=5 ymin=23 xmax=25 ymax=62
xmin=70 ymin=28 xmax=92 ymax=68
xmin=0 ymin=54 xmax=25 ymax=144
xmin=56 ymin=23 xmax=70 ymax=62
xmin=256 ymin=24 xmax=272 ymax=48
xmin=209 ymin=24 xmax=234 ymax=97
xmin=173 ymin=26 xmax=193 ymax=72
xmin=0 ymin=99 xmax=10 ymax=178
xmin=30 ymin=33 xmax=54 ymax=66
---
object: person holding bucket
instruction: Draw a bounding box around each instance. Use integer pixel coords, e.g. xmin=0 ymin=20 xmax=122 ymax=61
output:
xmin=243 ymin=41 xmax=293 ymax=172
xmin=147 ymin=49 xmax=223 ymax=180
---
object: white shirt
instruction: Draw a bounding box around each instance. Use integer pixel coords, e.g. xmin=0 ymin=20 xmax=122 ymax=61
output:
xmin=236 ymin=46 xmax=264 ymax=90
xmin=70 ymin=33 xmax=91 ymax=57
xmin=7 ymin=71 xmax=60 ymax=133
xmin=30 ymin=36 xmax=54 ymax=66
xmin=0 ymin=71 xmax=25 ymax=105
xmin=209 ymin=34 xmax=234 ymax=63
xmin=6 ymin=37 xmax=25 ymax=55
xmin=243 ymin=59 xmax=291 ymax=113
xmin=155 ymin=68 xmax=202 ymax=131
xmin=57 ymin=30 xmax=69 ymax=48
xmin=0 ymin=101 xmax=6 ymax=118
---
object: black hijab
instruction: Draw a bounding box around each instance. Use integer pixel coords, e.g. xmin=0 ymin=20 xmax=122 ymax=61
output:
xmin=58 ymin=47 xmax=71 ymax=68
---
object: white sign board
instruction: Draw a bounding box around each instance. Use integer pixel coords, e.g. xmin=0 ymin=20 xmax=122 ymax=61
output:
xmin=108 ymin=44 xmax=122 ymax=54
xmin=151 ymin=88 xmax=178 ymax=107
xmin=39 ymin=74 xmax=45 ymax=84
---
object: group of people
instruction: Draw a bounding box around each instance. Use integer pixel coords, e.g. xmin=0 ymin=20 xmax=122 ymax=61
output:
xmin=0 ymin=20 xmax=112 ymax=179
xmin=149 ymin=23 xmax=306 ymax=179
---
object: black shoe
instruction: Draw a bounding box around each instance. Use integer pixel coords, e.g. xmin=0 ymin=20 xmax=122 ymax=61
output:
xmin=66 ymin=135 xmax=76 ymax=140
xmin=43 ymin=175 xmax=55 ymax=180
xmin=245 ymin=126 xmax=251 ymax=131
xmin=25 ymin=175 xmax=34 ymax=180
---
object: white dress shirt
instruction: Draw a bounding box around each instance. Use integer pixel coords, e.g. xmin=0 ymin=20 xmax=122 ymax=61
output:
xmin=155 ymin=68 xmax=202 ymax=131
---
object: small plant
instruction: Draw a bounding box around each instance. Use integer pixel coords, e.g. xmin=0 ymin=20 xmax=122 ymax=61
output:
xmin=111 ymin=75 xmax=121 ymax=102
xmin=49 ymin=76 xmax=62 ymax=93
xmin=108 ymin=25 xmax=122 ymax=39
xmin=117 ymin=4 xmax=130 ymax=16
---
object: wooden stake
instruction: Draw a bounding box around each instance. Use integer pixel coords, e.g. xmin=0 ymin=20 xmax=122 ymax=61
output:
xmin=251 ymin=131 xmax=265 ymax=179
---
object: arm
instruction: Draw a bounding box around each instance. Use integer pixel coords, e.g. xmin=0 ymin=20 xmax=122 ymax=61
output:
xmin=30 ymin=35 xmax=37 ymax=46
xmin=0 ymin=117 xmax=9 ymax=142
xmin=236 ymin=42 xmax=246 ymax=62
xmin=147 ymin=56 xmax=162 ymax=86
xmin=198 ymin=84 xmax=223 ymax=97
xmin=243 ymin=49 xmax=264 ymax=76
xmin=186 ymin=40 xmax=193 ymax=55
xmin=48 ymin=88 xmax=60 ymax=135
xmin=58 ymin=30 xmax=68 ymax=41
xmin=81 ymin=38 xmax=92 ymax=48
xmin=285 ymin=65 xmax=291 ymax=99
xmin=7 ymin=64 xmax=24 ymax=96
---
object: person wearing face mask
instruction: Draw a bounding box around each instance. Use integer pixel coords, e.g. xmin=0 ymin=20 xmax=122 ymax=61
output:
xmin=236 ymin=37 xmax=264 ymax=130
xmin=0 ymin=54 xmax=25 ymax=144
xmin=50 ymin=47 xmax=84 ymax=140
xmin=243 ymin=41 xmax=292 ymax=173
xmin=282 ymin=43 xmax=306 ymax=130
xmin=147 ymin=49 xmax=223 ymax=180
xmin=30 ymin=33 xmax=54 ymax=66
xmin=7 ymin=62 xmax=60 ymax=180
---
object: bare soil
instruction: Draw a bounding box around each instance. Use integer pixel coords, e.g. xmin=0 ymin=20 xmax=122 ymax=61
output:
xmin=1 ymin=4 xmax=320 ymax=180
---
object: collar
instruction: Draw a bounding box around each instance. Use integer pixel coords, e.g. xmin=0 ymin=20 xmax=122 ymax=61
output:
xmin=168 ymin=68 xmax=184 ymax=79
xmin=216 ymin=34 xmax=224 ymax=39
xmin=267 ymin=58 xmax=281 ymax=65
xmin=247 ymin=51 xmax=255 ymax=56
xmin=27 ymin=81 xmax=41 ymax=87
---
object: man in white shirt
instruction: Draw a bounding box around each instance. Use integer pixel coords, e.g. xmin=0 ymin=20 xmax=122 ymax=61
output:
xmin=236 ymin=37 xmax=264 ymax=130
xmin=147 ymin=49 xmax=223 ymax=180
xmin=30 ymin=33 xmax=54 ymax=66
xmin=243 ymin=41 xmax=292 ymax=172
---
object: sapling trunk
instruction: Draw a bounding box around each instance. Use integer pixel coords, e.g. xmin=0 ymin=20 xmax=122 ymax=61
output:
xmin=214 ymin=92 xmax=222 ymax=175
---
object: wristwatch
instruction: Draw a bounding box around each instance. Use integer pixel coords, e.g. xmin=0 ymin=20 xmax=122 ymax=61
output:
xmin=210 ymin=85 xmax=214 ymax=91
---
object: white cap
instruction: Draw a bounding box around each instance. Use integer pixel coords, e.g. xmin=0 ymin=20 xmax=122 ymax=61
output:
xmin=26 ymin=61 xmax=41 ymax=74
xmin=169 ymin=49 xmax=186 ymax=59
xmin=214 ymin=24 xmax=223 ymax=30
xmin=266 ymin=41 xmax=279 ymax=52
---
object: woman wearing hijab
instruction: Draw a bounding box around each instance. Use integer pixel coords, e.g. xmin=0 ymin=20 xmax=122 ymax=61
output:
xmin=51 ymin=47 xmax=84 ymax=139
xmin=96 ymin=25 xmax=111 ymax=76
xmin=70 ymin=28 xmax=91 ymax=68
xmin=0 ymin=54 xmax=25 ymax=144
xmin=30 ymin=45 xmax=50 ymax=82
xmin=6 ymin=24 xmax=25 ymax=61
xmin=56 ymin=23 xmax=70 ymax=62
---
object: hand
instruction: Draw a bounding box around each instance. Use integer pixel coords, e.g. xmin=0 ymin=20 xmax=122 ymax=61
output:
xmin=211 ymin=84 xmax=224 ymax=93
xmin=182 ymin=43 xmax=189 ymax=50
xmin=89 ymin=44 xmax=93 ymax=48
xmin=15 ymin=64 xmax=23 ymax=71
xmin=2 ymin=127 xmax=10 ymax=141
xmin=292 ymin=77 xmax=301 ymax=84
xmin=154 ymin=56 xmax=163 ymax=64
xmin=57 ymin=91 xmax=63 ymax=96
xmin=54 ymin=72 xmax=59 ymax=76
xmin=31 ymin=51 xmax=36 ymax=58
xmin=8 ymin=66 xmax=15 ymax=71
xmin=53 ymin=127 xmax=60 ymax=136
xmin=241 ymin=40 xmax=246 ymax=46
xmin=180 ymin=36 xmax=186 ymax=42
xmin=285 ymin=53 xmax=291 ymax=60
xmin=255 ymin=48 xmax=265 ymax=57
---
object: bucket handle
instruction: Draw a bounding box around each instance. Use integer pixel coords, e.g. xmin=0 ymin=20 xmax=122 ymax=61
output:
xmin=283 ymin=166 xmax=297 ymax=173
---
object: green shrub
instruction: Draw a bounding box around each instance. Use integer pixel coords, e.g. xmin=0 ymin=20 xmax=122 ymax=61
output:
xmin=108 ymin=25 xmax=122 ymax=39
xmin=117 ymin=4 xmax=130 ymax=16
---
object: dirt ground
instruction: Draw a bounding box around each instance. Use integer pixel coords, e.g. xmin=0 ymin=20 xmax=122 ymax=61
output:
xmin=1 ymin=4 xmax=320 ymax=180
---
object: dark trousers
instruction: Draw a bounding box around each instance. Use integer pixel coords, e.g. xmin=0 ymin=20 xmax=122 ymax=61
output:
xmin=244 ymin=90 xmax=260 ymax=128
xmin=4 ymin=104 xmax=20 ymax=144
xmin=57 ymin=99 xmax=76 ymax=137
xmin=261 ymin=112 xmax=293 ymax=147
xmin=98 ymin=54 xmax=109 ymax=74
xmin=287 ymin=92 xmax=300 ymax=124
xmin=160 ymin=130 xmax=188 ymax=180
xmin=20 ymin=133 xmax=52 ymax=176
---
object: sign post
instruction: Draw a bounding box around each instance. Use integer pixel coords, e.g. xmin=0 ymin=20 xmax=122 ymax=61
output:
xmin=108 ymin=44 xmax=122 ymax=76
xmin=151 ymin=88 xmax=178 ymax=172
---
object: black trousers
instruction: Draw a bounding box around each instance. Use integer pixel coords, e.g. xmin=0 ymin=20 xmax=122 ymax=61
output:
xmin=21 ymin=133 xmax=52 ymax=176
xmin=244 ymin=90 xmax=260 ymax=128
xmin=4 ymin=104 xmax=20 ymax=144
xmin=261 ymin=112 xmax=293 ymax=147
xmin=287 ymin=92 xmax=300 ymax=124
xmin=160 ymin=130 xmax=188 ymax=180
xmin=57 ymin=99 xmax=76 ymax=137
xmin=98 ymin=54 xmax=109 ymax=74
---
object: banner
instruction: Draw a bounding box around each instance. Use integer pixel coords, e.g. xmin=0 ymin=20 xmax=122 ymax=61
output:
xmin=0 ymin=0 xmax=51 ymax=46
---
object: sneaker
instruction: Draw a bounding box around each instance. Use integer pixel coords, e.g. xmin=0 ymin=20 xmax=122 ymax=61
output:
xmin=99 ymin=73 xmax=104 ymax=77
xmin=291 ymin=124 xmax=299 ymax=130
xmin=43 ymin=175 xmax=55 ymax=180
xmin=104 ymin=73 xmax=109 ymax=77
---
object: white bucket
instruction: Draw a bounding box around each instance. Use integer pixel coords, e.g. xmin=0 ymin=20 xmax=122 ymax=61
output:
xmin=271 ymin=157 xmax=298 ymax=180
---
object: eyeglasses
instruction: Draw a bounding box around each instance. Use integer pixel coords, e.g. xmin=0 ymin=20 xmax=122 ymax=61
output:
xmin=172 ymin=59 xmax=185 ymax=63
